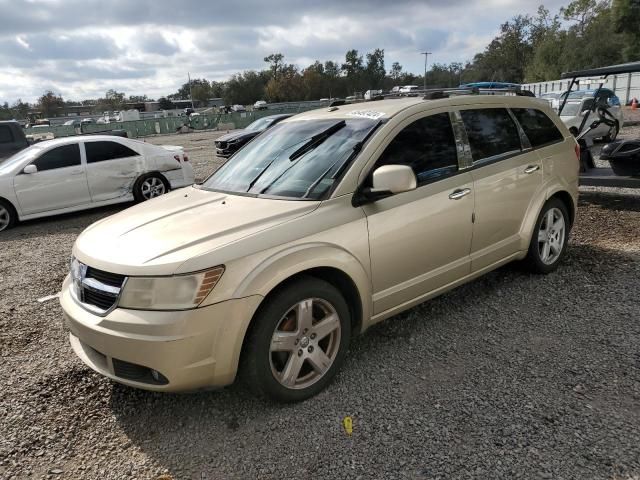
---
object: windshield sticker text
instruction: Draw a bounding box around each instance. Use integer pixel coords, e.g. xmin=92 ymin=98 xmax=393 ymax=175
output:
xmin=346 ymin=110 xmax=386 ymax=120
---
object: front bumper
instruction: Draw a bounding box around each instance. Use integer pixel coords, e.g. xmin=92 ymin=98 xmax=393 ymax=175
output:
xmin=60 ymin=275 xmax=262 ymax=392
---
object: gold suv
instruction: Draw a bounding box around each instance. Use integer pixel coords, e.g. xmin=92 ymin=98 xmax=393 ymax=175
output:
xmin=60 ymin=95 xmax=579 ymax=402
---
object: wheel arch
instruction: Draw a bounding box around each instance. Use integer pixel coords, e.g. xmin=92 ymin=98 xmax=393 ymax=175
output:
xmin=0 ymin=196 xmax=19 ymax=219
xmin=548 ymin=190 xmax=575 ymax=228
xmin=231 ymin=244 xmax=371 ymax=373
xmin=133 ymin=170 xmax=170 ymax=200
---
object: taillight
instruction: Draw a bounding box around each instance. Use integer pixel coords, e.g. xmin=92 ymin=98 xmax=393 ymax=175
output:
xmin=574 ymin=143 xmax=580 ymax=159
xmin=173 ymin=154 xmax=181 ymax=163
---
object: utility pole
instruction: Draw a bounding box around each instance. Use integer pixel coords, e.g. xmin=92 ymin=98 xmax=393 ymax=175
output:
xmin=188 ymin=72 xmax=194 ymax=109
xmin=421 ymin=51 xmax=432 ymax=91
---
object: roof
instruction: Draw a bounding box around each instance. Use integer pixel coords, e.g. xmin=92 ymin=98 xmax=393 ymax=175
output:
xmin=561 ymin=61 xmax=640 ymax=79
xmin=27 ymin=135 xmax=134 ymax=148
xmin=284 ymin=95 xmax=554 ymax=122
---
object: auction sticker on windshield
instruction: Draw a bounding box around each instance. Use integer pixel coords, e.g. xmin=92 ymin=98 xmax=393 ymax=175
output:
xmin=346 ymin=110 xmax=386 ymax=120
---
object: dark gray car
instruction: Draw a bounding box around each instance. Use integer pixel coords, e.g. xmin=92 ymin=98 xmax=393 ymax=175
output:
xmin=215 ymin=114 xmax=292 ymax=158
xmin=0 ymin=121 xmax=29 ymax=161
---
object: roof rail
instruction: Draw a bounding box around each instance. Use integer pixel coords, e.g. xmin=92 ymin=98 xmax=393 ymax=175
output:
xmin=371 ymin=86 xmax=534 ymax=101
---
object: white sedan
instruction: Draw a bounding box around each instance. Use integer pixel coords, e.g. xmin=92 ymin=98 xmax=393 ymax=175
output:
xmin=0 ymin=135 xmax=194 ymax=232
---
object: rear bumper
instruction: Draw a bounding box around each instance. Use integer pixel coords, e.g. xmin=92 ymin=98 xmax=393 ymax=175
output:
xmin=60 ymin=275 xmax=262 ymax=392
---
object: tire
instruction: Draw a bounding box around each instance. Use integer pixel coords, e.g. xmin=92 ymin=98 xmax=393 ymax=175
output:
xmin=133 ymin=173 xmax=169 ymax=202
xmin=241 ymin=276 xmax=351 ymax=402
xmin=0 ymin=199 xmax=17 ymax=233
xmin=603 ymin=121 xmax=619 ymax=142
xmin=524 ymin=198 xmax=570 ymax=274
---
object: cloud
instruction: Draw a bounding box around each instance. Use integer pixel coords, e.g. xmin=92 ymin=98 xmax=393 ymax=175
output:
xmin=0 ymin=0 xmax=570 ymax=103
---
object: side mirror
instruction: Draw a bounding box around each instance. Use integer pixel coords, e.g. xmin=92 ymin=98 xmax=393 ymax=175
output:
xmin=371 ymin=164 xmax=417 ymax=194
xmin=23 ymin=164 xmax=37 ymax=174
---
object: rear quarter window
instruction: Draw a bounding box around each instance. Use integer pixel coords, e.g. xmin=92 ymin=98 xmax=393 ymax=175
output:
xmin=511 ymin=108 xmax=564 ymax=148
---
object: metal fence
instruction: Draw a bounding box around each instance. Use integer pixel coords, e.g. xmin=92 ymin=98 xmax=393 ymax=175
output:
xmin=522 ymin=72 xmax=640 ymax=104
xmin=23 ymin=106 xmax=323 ymax=139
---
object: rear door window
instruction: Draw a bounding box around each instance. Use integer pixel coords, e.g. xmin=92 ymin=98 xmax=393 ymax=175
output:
xmin=460 ymin=108 xmax=521 ymax=162
xmin=33 ymin=144 xmax=81 ymax=171
xmin=511 ymin=108 xmax=564 ymax=148
xmin=376 ymin=112 xmax=458 ymax=183
xmin=85 ymin=141 xmax=139 ymax=163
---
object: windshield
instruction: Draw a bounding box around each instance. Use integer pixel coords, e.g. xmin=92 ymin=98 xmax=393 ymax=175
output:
xmin=0 ymin=144 xmax=44 ymax=173
xmin=245 ymin=117 xmax=275 ymax=132
xmin=202 ymin=118 xmax=378 ymax=200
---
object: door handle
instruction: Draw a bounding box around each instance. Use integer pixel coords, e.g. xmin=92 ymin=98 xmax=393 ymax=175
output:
xmin=524 ymin=165 xmax=540 ymax=174
xmin=449 ymin=188 xmax=471 ymax=200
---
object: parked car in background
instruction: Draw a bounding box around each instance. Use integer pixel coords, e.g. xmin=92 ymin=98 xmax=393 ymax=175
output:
xmin=231 ymin=104 xmax=247 ymax=112
xmin=254 ymin=100 xmax=268 ymax=110
xmin=0 ymin=135 xmax=193 ymax=232
xmin=399 ymin=85 xmax=420 ymax=94
xmin=215 ymin=114 xmax=293 ymax=157
xmin=0 ymin=121 xmax=30 ymax=162
xmin=559 ymin=90 xmax=623 ymax=142
xmin=60 ymin=95 xmax=578 ymax=402
xmin=539 ymin=91 xmax=565 ymax=112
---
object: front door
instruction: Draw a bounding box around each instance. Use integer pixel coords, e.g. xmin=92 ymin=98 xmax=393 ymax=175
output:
xmin=362 ymin=112 xmax=474 ymax=315
xmin=13 ymin=143 xmax=92 ymax=215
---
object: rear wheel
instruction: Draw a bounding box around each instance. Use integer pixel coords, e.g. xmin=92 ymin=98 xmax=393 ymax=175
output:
xmin=0 ymin=200 xmax=17 ymax=232
xmin=241 ymin=277 xmax=351 ymax=402
xmin=133 ymin=173 xmax=169 ymax=202
xmin=524 ymin=198 xmax=570 ymax=274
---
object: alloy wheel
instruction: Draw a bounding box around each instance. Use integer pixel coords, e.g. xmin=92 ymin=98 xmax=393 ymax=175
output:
xmin=0 ymin=205 xmax=10 ymax=232
xmin=537 ymin=207 xmax=566 ymax=265
xmin=269 ymin=298 xmax=341 ymax=390
xmin=140 ymin=177 xmax=166 ymax=199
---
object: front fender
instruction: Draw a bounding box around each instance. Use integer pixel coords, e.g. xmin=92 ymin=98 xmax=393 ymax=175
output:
xmin=232 ymin=243 xmax=372 ymax=330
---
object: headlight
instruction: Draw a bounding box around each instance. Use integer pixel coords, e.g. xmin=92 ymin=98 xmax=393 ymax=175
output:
xmin=118 ymin=266 xmax=224 ymax=310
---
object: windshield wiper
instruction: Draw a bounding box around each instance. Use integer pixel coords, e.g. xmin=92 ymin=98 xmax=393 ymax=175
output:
xmin=288 ymin=120 xmax=346 ymax=162
xmin=303 ymin=119 xmax=382 ymax=199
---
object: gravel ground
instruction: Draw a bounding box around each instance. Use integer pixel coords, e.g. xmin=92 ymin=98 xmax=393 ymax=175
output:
xmin=0 ymin=127 xmax=639 ymax=480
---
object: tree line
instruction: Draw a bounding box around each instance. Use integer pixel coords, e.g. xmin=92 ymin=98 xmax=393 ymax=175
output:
xmin=1 ymin=0 xmax=638 ymax=120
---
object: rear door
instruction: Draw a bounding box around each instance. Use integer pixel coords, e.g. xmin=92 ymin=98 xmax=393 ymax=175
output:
xmin=13 ymin=143 xmax=92 ymax=214
xmin=84 ymin=140 xmax=144 ymax=202
xmin=460 ymin=107 xmax=543 ymax=271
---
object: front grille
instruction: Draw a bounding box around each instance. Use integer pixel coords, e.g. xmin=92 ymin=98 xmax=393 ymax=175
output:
xmin=86 ymin=267 xmax=125 ymax=288
xmin=75 ymin=265 xmax=125 ymax=313
xmin=83 ymin=288 xmax=117 ymax=310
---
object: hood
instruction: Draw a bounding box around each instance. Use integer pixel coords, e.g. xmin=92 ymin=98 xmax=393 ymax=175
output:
xmin=74 ymin=186 xmax=318 ymax=275
xmin=215 ymin=130 xmax=258 ymax=143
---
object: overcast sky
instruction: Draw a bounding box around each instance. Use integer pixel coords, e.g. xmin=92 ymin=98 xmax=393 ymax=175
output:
xmin=0 ymin=0 xmax=567 ymax=103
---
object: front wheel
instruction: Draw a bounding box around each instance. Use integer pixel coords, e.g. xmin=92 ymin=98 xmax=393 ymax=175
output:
xmin=241 ymin=277 xmax=351 ymax=402
xmin=524 ymin=198 xmax=570 ymax=274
